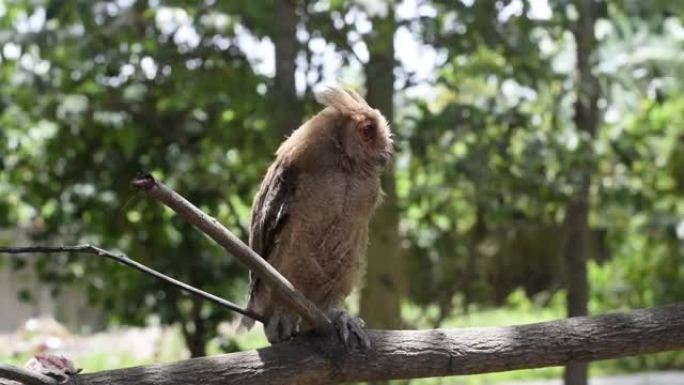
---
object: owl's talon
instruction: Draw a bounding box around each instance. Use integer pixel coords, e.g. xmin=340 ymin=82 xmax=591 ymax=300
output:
xmin=330 ymin=309 xmax=371 ymax=349
xmin=265 ymin=311 xmax=298 ymax=344
xmin=350 ymin=317 xmax=371 ymax=349
xmin=338 ymin=319 xmax=350 ymax=345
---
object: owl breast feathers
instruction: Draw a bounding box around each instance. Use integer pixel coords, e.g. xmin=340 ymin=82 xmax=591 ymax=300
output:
xmin=241 ymin=88 xmax=392 ymax=337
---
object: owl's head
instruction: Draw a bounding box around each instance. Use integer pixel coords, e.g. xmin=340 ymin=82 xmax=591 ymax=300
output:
xmin=316 ymin=87 xmax=393 ymax=169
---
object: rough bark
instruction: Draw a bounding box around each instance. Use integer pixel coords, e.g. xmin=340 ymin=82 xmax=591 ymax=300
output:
xmin=361 ymin=6 xmax=406 ymax=331
xmin=563 ymin=1 xmax=600 ymax=384
xmin=272 ymin=0 xmax=302 ymax=138
xmin=66 ymin=303 xmax=684 ymax=385
xmin=0 ymin=364 xmax=58 ymax=385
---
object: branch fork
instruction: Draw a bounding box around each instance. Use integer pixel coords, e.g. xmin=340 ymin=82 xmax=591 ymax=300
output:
xmin=131 ymin=173 xmax=333 ymax=334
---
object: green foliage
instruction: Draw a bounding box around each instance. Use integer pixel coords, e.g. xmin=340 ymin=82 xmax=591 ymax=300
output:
xmin=0 ymin=0 xmax=275 ymax=355
xmin=397 ymin=0 xmax=684 ymax=328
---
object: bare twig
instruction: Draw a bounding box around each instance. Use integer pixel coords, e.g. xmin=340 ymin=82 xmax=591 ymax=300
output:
xmin=0 ymin=245 xmax=266 ymax=324
xmin=0 ymin=364 xmax=58 ymax=385
xmin=132 ymin=173 xmax=333 ymax=334
xmin=71 ymin=302 xmax=684 ymax=385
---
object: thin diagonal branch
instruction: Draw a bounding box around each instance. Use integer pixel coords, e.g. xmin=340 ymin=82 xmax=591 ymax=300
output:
xmin=132 ymin=173 xmax=333 ymax=334
xmin=0 ymin=364 xmax=58 ymax=385
xmin=0 ymin=245 xmax=266 ymax=324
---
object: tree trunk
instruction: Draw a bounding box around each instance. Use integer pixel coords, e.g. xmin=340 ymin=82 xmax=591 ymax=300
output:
xmin=464 ymin=203 xmax=486 ymax=313
xmin=562 ymin=198 xmax=590 ymax=385
xmin=182 ymin=298 xmax=208 ymax=358
xmin=563 ymin=1 xmax=600 ymax=384
xmin=272 ymin=0 xmax=302 ymax=138
xmin=360 ymin=7 xmax=406 ymax=331
xmin=184 ymin=322 xmax=207 ymax=358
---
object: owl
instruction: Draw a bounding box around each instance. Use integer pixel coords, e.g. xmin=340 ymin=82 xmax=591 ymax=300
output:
xmin=242 ymin=87 xmax=392 ymax=347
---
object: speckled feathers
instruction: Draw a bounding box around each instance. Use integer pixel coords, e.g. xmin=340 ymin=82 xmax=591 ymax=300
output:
xmin=242 ymin=88 xmax=392 ymax=343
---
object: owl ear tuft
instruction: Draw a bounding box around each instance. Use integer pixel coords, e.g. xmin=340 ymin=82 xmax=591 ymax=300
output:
xmin=315 ymin=86 xmax=369 ymax=113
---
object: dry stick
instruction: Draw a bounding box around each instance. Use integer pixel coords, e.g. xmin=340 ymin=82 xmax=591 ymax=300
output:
xmin=131 ymin=174 xmax=333 ymax=334
xmin=0 ymin=245 xmax=266 ymax=324
xmin=75 ymin=302 xmax=684 ymax=385
xmin=0 ymin=364 xmax=58 ymax=385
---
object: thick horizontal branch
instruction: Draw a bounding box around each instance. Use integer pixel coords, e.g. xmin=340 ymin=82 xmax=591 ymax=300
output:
xmin=75 ymin=302 xmax=684 ymax=385
xmin=0 ymin=364 xmax=57 ymax=385
xmin=132 ymin=174 xmax=332 ymax=334
xmin=0 ymin=245 xmax=266 ymax=323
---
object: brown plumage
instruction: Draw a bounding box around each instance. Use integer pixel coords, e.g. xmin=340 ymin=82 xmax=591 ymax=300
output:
xmin=242 ymin=87 xmax=392 ymax=346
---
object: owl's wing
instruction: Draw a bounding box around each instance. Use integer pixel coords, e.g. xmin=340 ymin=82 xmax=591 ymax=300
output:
xmin=247 ymin=160 xmax=298 ymax=300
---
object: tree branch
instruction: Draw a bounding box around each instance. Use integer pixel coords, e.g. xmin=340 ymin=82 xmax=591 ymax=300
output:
xmin=66 ymin=302 xmax=684 ymax=385
xmin=131 ymin=173 xmax=333 ymax=334
xmin=0 ymin=364 xmax=58 ymax=385
xmin=0 ymin=245 xmax=266 ymax=324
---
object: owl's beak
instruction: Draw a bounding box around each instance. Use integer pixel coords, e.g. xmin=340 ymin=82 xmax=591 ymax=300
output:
xmin=376 ymin=151 xmax=393 ymax=166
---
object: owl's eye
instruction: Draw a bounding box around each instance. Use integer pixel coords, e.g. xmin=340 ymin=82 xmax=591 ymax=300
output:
xmin=358 ymin=121 xmax=376 ymax=143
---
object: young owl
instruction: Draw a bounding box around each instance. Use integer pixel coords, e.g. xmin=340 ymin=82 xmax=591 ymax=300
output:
xmin=242 ymin=87 xmax=392 ymax=347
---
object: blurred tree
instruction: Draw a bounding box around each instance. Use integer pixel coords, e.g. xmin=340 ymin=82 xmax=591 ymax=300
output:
xmin=562 ymin=0 xmax=601 ymax=384
xmin=360 ymin=3 xmax=406 ymax=331
xmin=0 ymin=0 xmax=272 ymax=356
xmin=272 ymin=0 xmax=302 ymax=138
xmin=400 ymin=0 xmax=571 ymax=323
